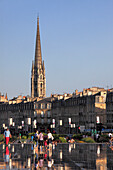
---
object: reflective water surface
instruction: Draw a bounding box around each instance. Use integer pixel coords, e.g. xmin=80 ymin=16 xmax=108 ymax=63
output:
xmin=0 ymin=143 xmax=113 ymax=169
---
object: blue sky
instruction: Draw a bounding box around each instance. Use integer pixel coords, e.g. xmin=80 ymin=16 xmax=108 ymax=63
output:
xmin=0 ymin=0 xmax=113 ymax=99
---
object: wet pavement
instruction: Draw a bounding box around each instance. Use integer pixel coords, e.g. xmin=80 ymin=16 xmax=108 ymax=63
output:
xmin=0 ymin=143 xmax=113 ymax=169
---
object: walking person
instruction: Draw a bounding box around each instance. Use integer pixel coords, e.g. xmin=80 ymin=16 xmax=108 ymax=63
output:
xmin=38 ymin=131 xmax=44 ymax=152
xmin=4 ymin=128 xmax=12 ymax=145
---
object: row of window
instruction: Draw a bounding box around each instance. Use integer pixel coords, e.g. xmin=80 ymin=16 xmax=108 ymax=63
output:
xmin=107 ymin=120 xmax=113 ymax=123
xmin=0 ymin=103 xmax=34 ymax=111
xmin=41 ymin=111 xmax=50 ymax=117
xmin=40 ymin=119 xmax=51 ymax=124
xmin=53 ymin=98 xmax=87 ymax=108
xmin=34 ymin=111 xmax=51 ymax=117
xmin=34 ymin=103 xmax=51 ymax=109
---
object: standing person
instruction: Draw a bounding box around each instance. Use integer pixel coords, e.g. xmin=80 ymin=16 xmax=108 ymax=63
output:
xmin=38 ymin=131 xmax=44 ymax=151
xmin=4 ymin=128 xmax=11 ymax=145
xmin=47 ymin=130 xmax=53 ymax=149
xmin=19 ymin=133 xmax=21 ymax=140
xmin=31 ymin=135 xmax=34 ymax=143
xmin=96 ymin=133 xmax=100 ymax=142
xmin=108 ymin=132 xmax=112 ymax=139
xmin=35 ymin=130 xmax=39 ymax=147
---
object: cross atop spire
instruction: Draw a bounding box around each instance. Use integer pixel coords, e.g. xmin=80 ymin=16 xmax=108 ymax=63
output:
xmin=35 ymin=17 xmax=42 ymax=68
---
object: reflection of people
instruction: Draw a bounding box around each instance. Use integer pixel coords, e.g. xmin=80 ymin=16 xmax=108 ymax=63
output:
xmin=38 ymin=154 xmax=44 ymax=168
xmin=3 ymin=146 xmax=11 ymax=169
xmin=4 ymin=128 xmax=12 ymax=145
xmin=34 ymin=153 xmax=39 ymax=169
xmin=47 ymin=157 xmax=54 ymax=169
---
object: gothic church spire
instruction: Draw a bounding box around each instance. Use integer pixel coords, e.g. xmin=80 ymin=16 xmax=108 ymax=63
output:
xmin=31 ymin=17 xmax=46 ymax=98
xmin=35 ymin=17 xmax=42 ymax=68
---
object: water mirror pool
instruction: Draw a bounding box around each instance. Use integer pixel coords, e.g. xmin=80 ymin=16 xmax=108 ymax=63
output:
xmin=0 ymin=143 xmax=113 ymax=169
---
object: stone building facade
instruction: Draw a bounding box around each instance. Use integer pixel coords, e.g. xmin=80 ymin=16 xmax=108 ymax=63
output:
xmin=106 ymin=90 xmax=113 ymax=129
xmin=0 ymin=100 xmax=34 ymax=134
xmin=33 ymin=97 xmax=57 ymax=133
xmin=0 ymin=96 xmax=57 ymax=134
xmin=31 ymin=17 xmax=46 ymax=98
xmin=51 ymin=88 xmax=107 ymax=134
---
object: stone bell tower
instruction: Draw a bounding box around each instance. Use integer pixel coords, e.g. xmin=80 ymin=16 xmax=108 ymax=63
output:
xmin=31 ymin=17 xmax=46 ymax=98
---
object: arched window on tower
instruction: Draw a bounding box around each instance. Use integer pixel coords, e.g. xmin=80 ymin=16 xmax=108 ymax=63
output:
xmin=40 ymin=83 xmax=43 ymax=88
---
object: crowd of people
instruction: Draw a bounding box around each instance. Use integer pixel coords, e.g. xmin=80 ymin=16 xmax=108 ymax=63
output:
xmin=34 ymin=130 xmax=55 ymax=152
xmin=3 ymin=128 xmax=56 ymax=169
xmin=28 ymin=130 xmax=56 ymax=169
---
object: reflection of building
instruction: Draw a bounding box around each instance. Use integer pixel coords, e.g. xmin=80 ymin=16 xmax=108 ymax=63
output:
xmin=96 ymin=145 xmax=107 ymax=170
xmin=52 ymin=143 xmax=97 ymax=169
xmin=52 ymin=87 xmax=107 ymax=134
xmin=31 ymin=17 xmax=46 ymax=98
xmin=0 ymin=143 xmax=110 ymax=169
xmin=51 ymin=143 xmax=108 ymax=169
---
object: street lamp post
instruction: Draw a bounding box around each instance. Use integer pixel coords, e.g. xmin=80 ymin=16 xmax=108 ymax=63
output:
xmin=59 ymin=120 xmax=62 ymax=134
xmin=68 ymin=118 xmax=71 ymax=135
xmin=12 ymin=122 xmax=15 ymax=136
xmin=28 ymin=118 xmax=31 ymax=132
xmin=52 ymin=119 xmax=55 ymax=133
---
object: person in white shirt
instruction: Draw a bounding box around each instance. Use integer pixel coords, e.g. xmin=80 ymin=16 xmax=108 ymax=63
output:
xmin=48 ymin=130 xmax=53 ymax=144
xmin=39 ymin=131 xmax=44 ymax=151
xmin=48 ymin=130 xmax=54 ymax=150
xmin=108 ymin=133 xmax=112 ymax=139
